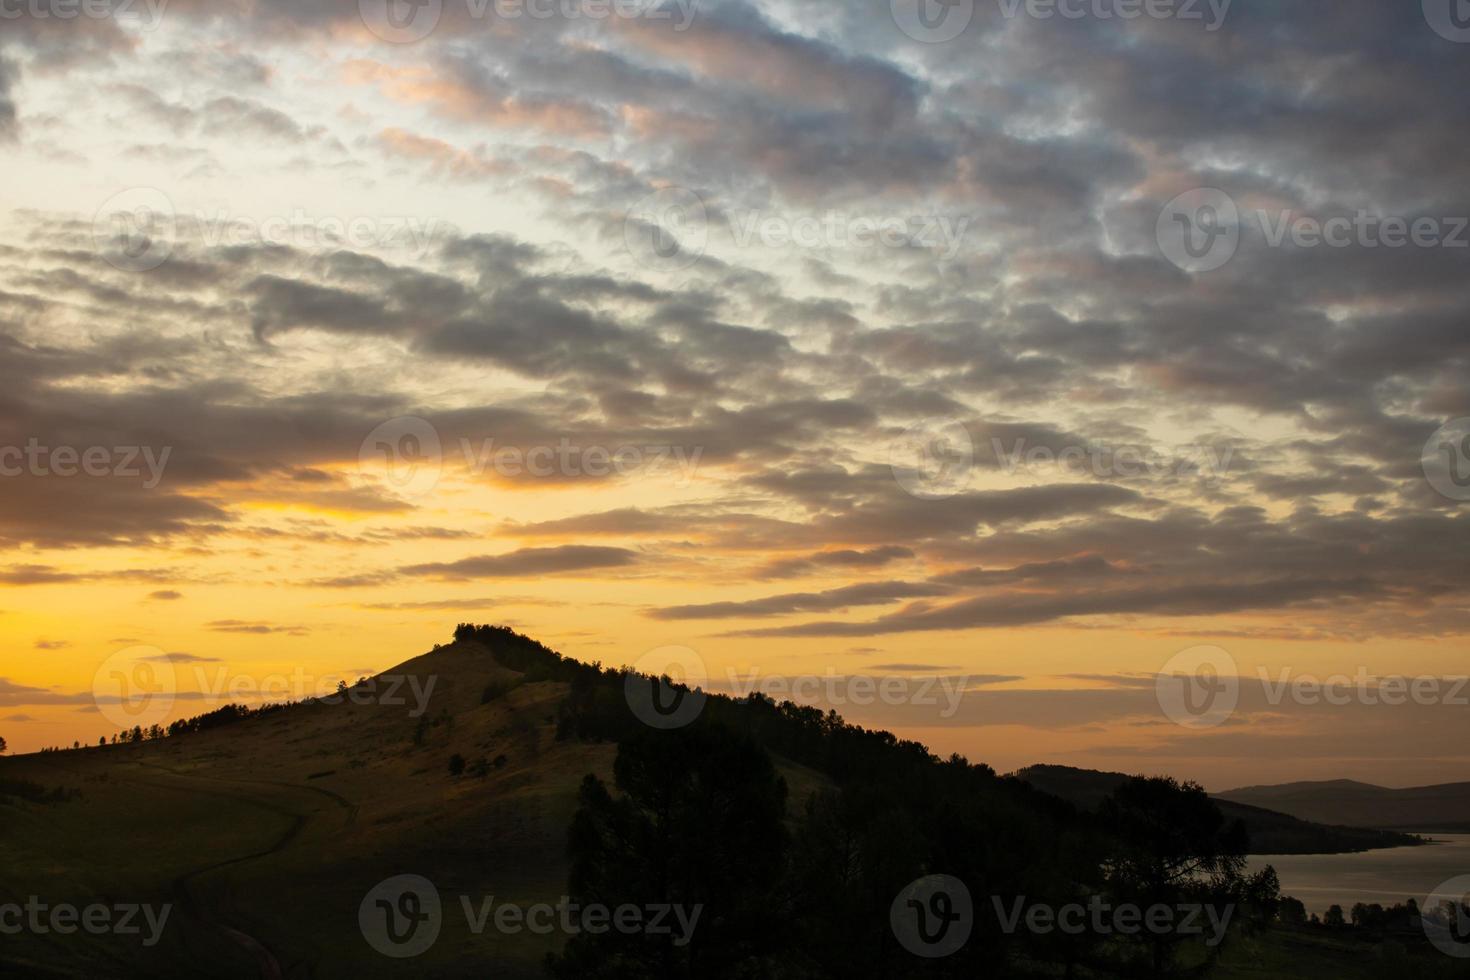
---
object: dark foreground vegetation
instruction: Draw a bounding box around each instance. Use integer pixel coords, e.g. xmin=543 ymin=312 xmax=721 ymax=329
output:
xmin=5 ymin=626 xmax=1466 ymax=979
xmin=455 ymin=625 xmax=1468 ymax=979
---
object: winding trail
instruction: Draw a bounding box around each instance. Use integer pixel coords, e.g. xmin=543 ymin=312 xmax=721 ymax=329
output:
xmin=39 ymin=756 xmax=358 ymax=979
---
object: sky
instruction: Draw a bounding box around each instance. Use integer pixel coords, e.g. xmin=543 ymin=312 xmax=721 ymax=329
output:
xmin=0 ymin=0 xmax=1468 ymax=790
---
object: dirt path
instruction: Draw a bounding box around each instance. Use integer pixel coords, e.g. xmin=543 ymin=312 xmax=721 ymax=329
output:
xmin=37 ymin=756 xmax=357 ymax=979
xmin=136 ymin=761 xmax=360 ymax=979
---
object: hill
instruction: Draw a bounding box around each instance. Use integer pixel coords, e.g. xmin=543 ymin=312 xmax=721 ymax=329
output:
xmin=0 ymin=627 xmax=1459 ymax=978
xmin=1219 ymin=779 xmax=1470 ymax=834
xmin=1014 ymin=765 xmax=1425 ymax=854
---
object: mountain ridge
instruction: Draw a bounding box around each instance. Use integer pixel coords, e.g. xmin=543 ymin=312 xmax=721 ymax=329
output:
xmin=1217 ymin=777 xmax=1470 ymax=834
xmin=1015 ymin=765 xmax=1425 ymax=854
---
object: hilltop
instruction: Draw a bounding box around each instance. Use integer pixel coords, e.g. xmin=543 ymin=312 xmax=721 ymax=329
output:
xmin=1 ymin=627 xmax=1462 ymax=979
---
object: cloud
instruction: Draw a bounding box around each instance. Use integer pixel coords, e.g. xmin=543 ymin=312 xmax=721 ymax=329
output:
xmin=205 ymin=621 xmax=309 ymax=636
xmin=730 ymin=577 xmax=1385 ymax=637
xmin=401 ymin=546 xmax=641 ymax=580
xmin=648 ymin=579 xmax=952 ymax=620
xmin=139 ymin=652 xmax=221 ymax=663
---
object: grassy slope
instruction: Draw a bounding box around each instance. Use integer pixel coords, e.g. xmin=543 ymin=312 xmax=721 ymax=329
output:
xmin=0 ymin=640 xmax=612 ymax=978
xmin=0 ymin=638 xmax=831 ymax=978
xmin=1214 ymin=926 xmax=1470 ymax=980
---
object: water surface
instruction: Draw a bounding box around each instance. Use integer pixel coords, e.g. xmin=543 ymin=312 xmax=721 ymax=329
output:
xmin=1248 ymin=834 xmax=1470 ymax=915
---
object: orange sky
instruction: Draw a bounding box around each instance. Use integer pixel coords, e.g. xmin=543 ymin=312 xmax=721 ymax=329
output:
xmin=2 ymin=0 xmax=1468 ymax=790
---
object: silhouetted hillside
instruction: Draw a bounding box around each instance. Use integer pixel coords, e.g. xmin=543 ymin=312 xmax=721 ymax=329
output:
xmin=1219 ymin=778 xmax=1470 ymax=834
xmin=0 ymin=627 xmax=1458 ymax=979
xmin=1015 ymin=765 xmax=1424 ymax=854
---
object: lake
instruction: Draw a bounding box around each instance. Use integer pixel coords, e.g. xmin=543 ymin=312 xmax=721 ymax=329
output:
xmin=1248 ymin=834 xmax=1470 ymax=915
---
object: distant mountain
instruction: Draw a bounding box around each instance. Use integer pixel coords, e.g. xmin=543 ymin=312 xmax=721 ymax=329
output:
xmin=1219 ymin=778 xmax=1470 ymax=834
xmin=1015 ymin=765 xmax=1424 ymax=855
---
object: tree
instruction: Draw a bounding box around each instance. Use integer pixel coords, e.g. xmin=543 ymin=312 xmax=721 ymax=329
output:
xmin=1101 ymin=776 xmax=1248 ymax=977
xmin=1278 ymin=895 xmax=1307 ymax=925
xmin=1324 ymin=905 xmax=1345 ymax=928
xmin=1242 ymin=865 xmax=1281 ymax=930
xmin=551 ymin=726 xmax=790 ymax=978
xmin=0 ymin=734 xmax=7 ymax=754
